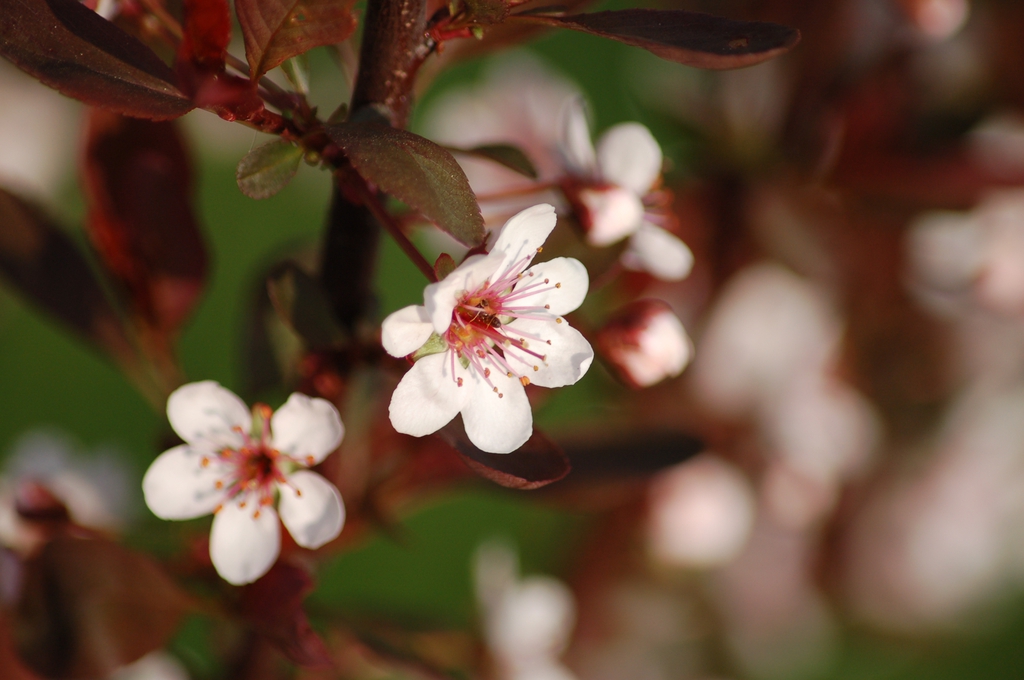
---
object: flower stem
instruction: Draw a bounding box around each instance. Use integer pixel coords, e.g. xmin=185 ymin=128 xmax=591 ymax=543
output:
xmin=360 ymin=187 xmax=438 ymax=282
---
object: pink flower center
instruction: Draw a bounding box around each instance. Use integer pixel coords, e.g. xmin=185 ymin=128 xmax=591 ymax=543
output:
xmin=202 ymin=405 xmax=311 ymax=517
xmin=443 ymin=250 xmax=564 ymax=397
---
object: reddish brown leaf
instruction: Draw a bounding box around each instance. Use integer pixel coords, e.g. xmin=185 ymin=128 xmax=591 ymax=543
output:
xmin=237 ymin=0 xmax=358 ymax=80
xmin=0 ymin=0 xmax=193 ymax=119
xmin=326 ymin=122 xmax=486 ymax=246
xmin=240 ymin=563 xmax=332 ymax=669
xmin=179 ymin=0 xmax=231 ymax=69
xmin=518 ymin=9 xmax=800 ymax=70
xmin=83 ymin=110 xmax=208 ymax=336
xmin=0 ymin=188 xmax=135 ymax=362
xmin=439 ymin=418 xmax=570 ymax=489
xmin=11 ymin=536 xmax=191 ymax=679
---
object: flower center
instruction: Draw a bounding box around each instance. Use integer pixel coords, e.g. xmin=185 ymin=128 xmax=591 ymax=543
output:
xmin=443 ymin=250 xmax=563 ymax=396
xmin=204 ymin=405 xmax=307 ymax=517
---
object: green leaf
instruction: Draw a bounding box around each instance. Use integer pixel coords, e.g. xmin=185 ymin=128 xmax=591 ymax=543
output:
xmin=236 ymin=140 xmax=304 ymax=200
xmin=433 ymin=253 xmax=457 ymax=280
xmin=450 ymin=143 xmax=538 ymax=178
xmin=326 ymin=122 xmax=486 ymax=247
xmin=411 ymin=332 xmax=448 ymax=361
xmin=266 ymin=262 xmax=345 ymax=349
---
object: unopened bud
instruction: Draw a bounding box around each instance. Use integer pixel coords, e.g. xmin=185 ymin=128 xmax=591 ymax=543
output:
xmin=597 ymin=299 xmax=692 ymax=388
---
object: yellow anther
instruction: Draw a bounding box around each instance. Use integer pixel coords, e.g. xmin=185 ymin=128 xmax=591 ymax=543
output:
xmin=536 ymin=246 xmax=543 ymax=252
xmin=215 ymin=480 xmax=224 ymax=489
xmin=305 ymin=455 xmax=315 ymax=465
xmin=555 ymin=282 xmax=561 ymax=288
xmin=520 ymin=376 xmax=531 ymax=386
xmin=556 ymin=318 xmax=563 ymax=324
xmin=506 ymin=371 xmax=513 ymax=378
xmin=533 ymin=365 xmax=539 ymax=371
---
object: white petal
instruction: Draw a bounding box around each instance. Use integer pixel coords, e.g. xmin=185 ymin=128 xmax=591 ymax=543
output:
xmin=142 ymin=445 xmax=227 ymax=520
xmin=424 ymin=252 xmax=504 ymax=333
xmin=518 ymin=257 xmax=589 ymax=316
xmin=278 ymin=470 xmax=345 ymax=549
xmin=381 ymin=305 xmax=434 ymax=357
xmin=579 ymin=186 xmax=644 ymax=246
xmin=209 ymin=501 xmax=281 ymax=585
xmin=271 ymin=393 xmax=344 ymax=465
xmin=508 ymin=316 xmax=594 ymax=389
xmin=167 ymin=381 xmax=250 ymax=448
xmin=491 ymin=204 xmax=558 ymax=275
xmin=622 ymin=224 xmax=695 ymax=281
xmin=596 ymin=122 xmax=663 ymax=195
xmin=389 ymin=352 xmax=471 ymax=437
xmin=461 ymin=373 xmax=532 ymax=454
xmin=559 ymin=97 xmax=596 ymax=175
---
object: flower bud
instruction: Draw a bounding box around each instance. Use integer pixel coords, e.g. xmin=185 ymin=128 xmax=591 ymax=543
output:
xmin=597 ymin=300 xmax=693 ymax=388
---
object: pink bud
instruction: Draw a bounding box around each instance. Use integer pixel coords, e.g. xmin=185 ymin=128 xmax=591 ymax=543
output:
xmin=597 ymin=300 xmax=693 ymax=388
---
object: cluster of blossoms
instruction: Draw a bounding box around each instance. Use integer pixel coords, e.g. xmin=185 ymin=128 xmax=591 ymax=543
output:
xmin=143 ymin=381 xmax=345 ymax=585
xmin=382 ymin=204 xmax=594 ymax=454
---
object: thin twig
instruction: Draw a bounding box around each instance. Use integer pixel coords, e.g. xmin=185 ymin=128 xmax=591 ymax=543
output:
xmin=360 ymin=187 xmax=438 ymax=282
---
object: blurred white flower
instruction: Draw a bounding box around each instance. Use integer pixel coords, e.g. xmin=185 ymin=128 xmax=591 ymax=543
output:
xmin=0 ymin=430 xmax=130 ymax=553
xmin=108 ymin=652 xmax=189 ymax=680
xmin=691 ymin=264 xmax=842 ymax=418
xmin=647 ymin=455 xmax=755 ymax=569
xmin=142 ymin=381 xmax=345 ymax=585
xmin=843 ymin=385 xmax=1024 ymax=632
xmin=908 ymin=190 xmax=1024 ymax=316
xmin=474 ymin=541 xmax=578 ymax=680
xmin=597 ymin=299 xmax=693 ymax=388
xmin=692 ymin=264 xmax=880 ymax=525
xmin=0 ymin=62 xmax=77 ymax=202
xmin=382 ymin=204 xmax=593 ymax=454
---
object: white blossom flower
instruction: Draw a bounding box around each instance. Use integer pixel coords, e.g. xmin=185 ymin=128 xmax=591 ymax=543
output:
xmin=597 ymin=299 xmax=693 ymax=388
xmin=142 ymin=381 xmax=345 ymax=585
xmin=382 ymin=204 xmax=593 ymax=454
xmin=475 ymin=541 xmax=578 ymax=680
xmin=559 ymin=100 xmax=694 ymax=281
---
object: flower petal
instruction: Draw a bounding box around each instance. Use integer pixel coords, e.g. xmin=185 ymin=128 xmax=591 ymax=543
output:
xmin=509 ymin=317 xmax=594 ymax=389
xmin=622 ymin=224 xmax=695 ymax=281
xmin=389 ymin=352 xmax=471 ymax=437
xmin=559 ymin=96 xmax=596 ymax=176
xmin=518 ymin=257 xmax=589 ymax=316
xmin=142 ymin=445 xmax=227 ymax=520
xmin=461 ymin=373 xmax=532 ymax=454
xmin=424 ymin=252 xmax=504 ymax=333
xmin=271 ymin=393 xmax=344 ymax=465
xmin=596 ymin=122 xmax=662 ymax=195
xmin=381 ymin=305 xmax=434 ymax=357
xmin=491 ymin=204 xmax=558 ymax=275
xmin=278 ymin=470 xmax=345 ymax=549
xmin=579 ymin=187 xmax=644 ymax=247
xmin=167 ymin=381 xmax=250 ymax=449
xmin=209 ymin=501 xmax=281 ymax=585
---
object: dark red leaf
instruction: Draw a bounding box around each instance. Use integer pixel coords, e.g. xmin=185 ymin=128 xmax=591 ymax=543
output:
xmin=563 ymin=430 xmax=704 ymax=480
xmin=236 ymin=0 xmax=358 ymax=81
xmin=439 ymin=418 xmax=570 ymax=489
xmin=0 ymin=0 xmax=193 ymax=119
xmin=518 ymin=9 xmax=800 ymax=70
xmin=11 ymin=536 xmax=191 ymax=679
xmin=83 ymin=109 xmax=208 ymax=336
xmin=326 ymin=122 xmax=486 ymax=247
xmin=239 ymin=562 xmax=332 ymax=669
xmin=0 ymin=187 xmax=135 ymax=362
xmin=179 ymin=0 xmax=231 ymax=70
